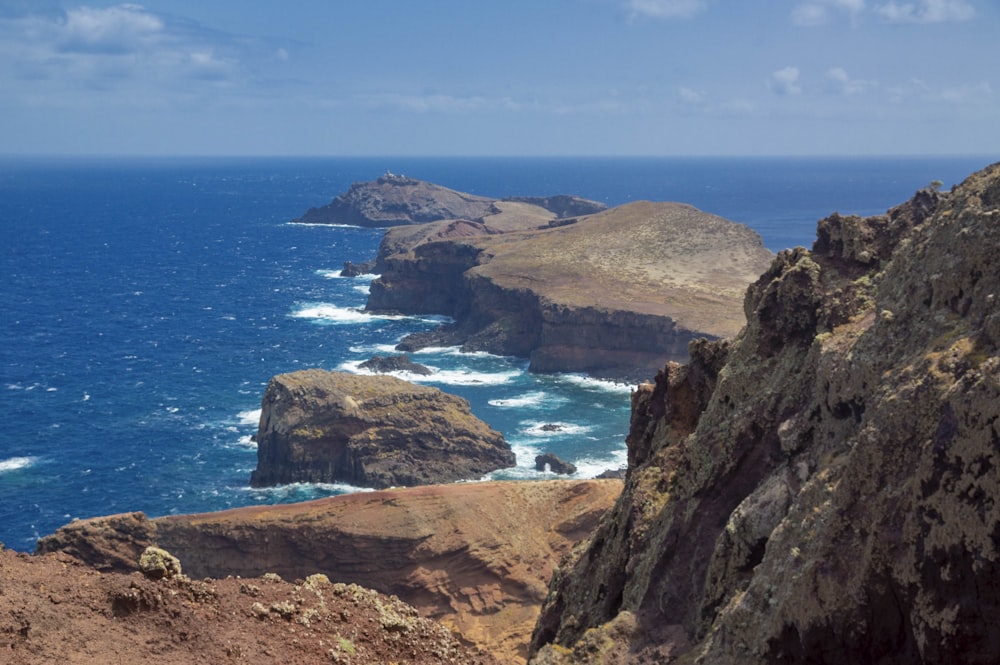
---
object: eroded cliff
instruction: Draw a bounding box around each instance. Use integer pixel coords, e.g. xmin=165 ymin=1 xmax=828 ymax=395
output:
xmin=529 ymin=163 xmax=1000 ymax=663
xmin=370 ymin=201 xmax=774 ymax=381
xmin=249 ymin=369 xmax=514 ymax=489
xmin=36 ymin=479 xmax=622 ymax=664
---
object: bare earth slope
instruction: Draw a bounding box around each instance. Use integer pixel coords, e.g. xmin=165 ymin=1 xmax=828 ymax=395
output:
xmin=370 ymin=201 xmax=774 ymax=380
xmin=0 ymin=545 xmax=498 ymax=665
xmin=529 ymin=163 xmax=1000 ymax=664
xmin=36 ymin=479 xmax=621 ymax=664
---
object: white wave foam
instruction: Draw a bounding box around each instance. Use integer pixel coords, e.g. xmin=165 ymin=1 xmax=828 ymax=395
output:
xmin=340 ymin=360 xmax=521 ymax=386
xmin=242 ymin=481 xmax=375 ymax=499
xmin=519 ymin=421 xmax=593 ymax=437
xmin=237 ymin=409 xmax=261 ymax=426
xmin=290 ymin=303 xmax=394 ymax=324
xmin=556 ymin=373 xmax=634 ymax=393
xmin=353 ymin=284 xmax=371 ymax=295
xmin=235 ymin=435 xmax=256 ymax=448
xmin=0 ymin=456 xmax=37 ymax=473
xmin=348 ymin=343 xmax=400 ymax=354
xmin=488 ymin=391 xmax=564 ymax=409
xmin=287 ymin=222 xmax=363 ymax=228
xmin=316 ymin=269 xmax=342 ymax=278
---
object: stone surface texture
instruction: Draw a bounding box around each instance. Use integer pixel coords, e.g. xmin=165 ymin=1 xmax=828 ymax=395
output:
xmin=528 ymin=163 xmax=1000 ymax=664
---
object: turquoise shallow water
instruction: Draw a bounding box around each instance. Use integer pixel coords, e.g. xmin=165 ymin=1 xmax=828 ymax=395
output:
xmin=0 ymin=155 xmax=991 ymax=550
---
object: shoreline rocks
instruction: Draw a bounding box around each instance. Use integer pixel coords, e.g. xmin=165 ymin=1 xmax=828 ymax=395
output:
xmin=249 ymin=369 xmax=514 ymax=489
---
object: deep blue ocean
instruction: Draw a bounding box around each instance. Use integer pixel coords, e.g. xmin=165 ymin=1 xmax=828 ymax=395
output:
xmin=0 ymin=155 xmax=992 ymax=551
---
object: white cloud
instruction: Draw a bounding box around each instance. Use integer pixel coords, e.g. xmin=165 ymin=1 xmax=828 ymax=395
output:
xmin=826 ymin=67 xmax=874 ymax=95
xmin=792 ymin=0 xmax=865 ymax=26
xmin=875 ymin=0 xmax=974 ymax=23
xmin=56 ymin=4 xmax=164 ymax=54
xmin=940 ymin=81 xmax=993 ymax=104
xmin=626 ymin=0 xmax=710 ymax=19
xmin=677 ymin=86 xmax=705 ymax=104
xmin=361 ymin=93 xmax=520 ymax=114
xmin=769 ymin=66 xmax=802 ymax=95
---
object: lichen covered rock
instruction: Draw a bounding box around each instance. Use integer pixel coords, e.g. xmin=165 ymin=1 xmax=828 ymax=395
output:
xmin=529 ymin=163 xmax=1000 ymax=663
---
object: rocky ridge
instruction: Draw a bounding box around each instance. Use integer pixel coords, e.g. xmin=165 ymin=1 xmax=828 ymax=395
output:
xmin=249 ymin=369 xmax=514 ymax=489
xmin=36 ymin=479 xmax=622 ymax=664
xmin=528 ymin=163 xmax=1000 ymax=663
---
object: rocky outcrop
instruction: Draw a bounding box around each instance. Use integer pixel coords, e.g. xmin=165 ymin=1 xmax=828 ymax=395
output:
xmin=357 ymin=354 xmax=432 ymax=376
xmin=528 ymin=163 xmax=1000 ymax=663
xmin=1 ymin=546 xmax=498 ymax=665
xmin=293 ymin=173 xmax=497 ymax=227
xmin=370 ymin=200 xmax=774 ymax=380
xmin=249 ymin=370 xmax=514 ymax=489
xmin=535 ymin=453 xmax=577 ymax=475
xmin=36 ymin=479 xmax=622 ymax=664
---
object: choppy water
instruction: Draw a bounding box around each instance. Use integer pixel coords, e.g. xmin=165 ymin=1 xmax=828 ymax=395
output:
xmin=1 ymin=155 xmax=991 ymax=550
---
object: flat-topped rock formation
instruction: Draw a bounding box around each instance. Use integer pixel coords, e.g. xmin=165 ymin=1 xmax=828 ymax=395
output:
xmin=370 ymin=200 xmax=774 ymax=380
xmin=249 ymin=369 xmax=514 ymax=489
xmin=528 ymin=164 xmax=1000 ymax=663
xmin=36 ymin=479 xmax=622 ymax=664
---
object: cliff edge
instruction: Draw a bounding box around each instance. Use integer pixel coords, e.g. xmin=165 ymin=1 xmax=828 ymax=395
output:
xmin=529 ymin=163 xmax=1000 ymax=663
xmin=249 ymin=369 xmax=515 ymax=489
xmin=37 ymin=479 xmax=621 ymax=664
xmin=369 ymin=200 xmax=774 ymax=380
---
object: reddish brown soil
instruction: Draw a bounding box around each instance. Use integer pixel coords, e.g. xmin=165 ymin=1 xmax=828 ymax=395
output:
xmin=0 ymin=545 xmax=498 ymax=665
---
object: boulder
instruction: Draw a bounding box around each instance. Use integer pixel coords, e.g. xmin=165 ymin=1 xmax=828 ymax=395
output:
xmin=358 ymin=354 xmax=433 ymax=376
xmin=534 ymin=453 xmax=577 ymax=475
xmin=249 ymin=370 xmax=514 ymax=489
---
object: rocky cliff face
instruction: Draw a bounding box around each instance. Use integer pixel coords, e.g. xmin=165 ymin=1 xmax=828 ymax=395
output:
xmin=370 ymin=201 xmax=774 ymax=381
xmin=250 ymin=370 xmax=514 ymax=489
xmin=36 ymin=479 xmax=621 ymax=664
xmin=529 ymin=163 xmax=1000 ymax=663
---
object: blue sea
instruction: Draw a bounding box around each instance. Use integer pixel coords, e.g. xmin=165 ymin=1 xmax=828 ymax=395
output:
xmin=0 ymin=155 xmax=992 ymax=551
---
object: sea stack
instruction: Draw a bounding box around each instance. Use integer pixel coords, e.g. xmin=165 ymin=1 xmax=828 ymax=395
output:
xmin=250 ymin=369 xmax=515 ymax=489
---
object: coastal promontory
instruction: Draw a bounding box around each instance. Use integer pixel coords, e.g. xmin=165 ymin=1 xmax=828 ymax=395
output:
xmin=368 ymin=199 xmax=775 ymax=380
xmin=249 ymin=369 xmax=515 ymax=489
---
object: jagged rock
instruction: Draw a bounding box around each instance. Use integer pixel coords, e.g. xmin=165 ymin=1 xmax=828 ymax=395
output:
xmin=368 ymin=200 xmax=773 ymax=380
xmin=357 ymin=354 xmax=433 ymax=376
xmin=249 ymin=370 xmax=514 ymax=489
xmin=534 ymin=453 xmax=577 ymax=475
xmin=529 ymin=163 xmax=1000 ymax=663
xmin=341 ymin=258 xmax=376 ymax=276
xmin=594 ymin=468 xmax=626 ymax=480
xmin=36 ymin=479 xmax=621 ymax=665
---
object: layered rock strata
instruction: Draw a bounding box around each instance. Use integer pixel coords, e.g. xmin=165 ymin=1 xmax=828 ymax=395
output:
xmin=249 ymin=370 xmax=514 ymax=489
xmin=528 ymin=163 xmax=1000 ymax=663
xmin=369 ymin=200 xmax=774 ymax=380
xmin=36 ymin=479 xmax=622 ymax=664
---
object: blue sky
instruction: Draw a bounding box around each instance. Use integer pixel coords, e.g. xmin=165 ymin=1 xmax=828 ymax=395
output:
xmin=0 ymin=0 xmax=996 ymax=156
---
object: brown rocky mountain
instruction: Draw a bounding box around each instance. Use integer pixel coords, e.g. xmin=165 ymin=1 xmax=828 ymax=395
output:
xmin=0 ymin=544 xmax=499 ymax=665
xmin=249 ymin=369 xmax=514 ymax=489
xmin=369 ymin=200 xmax=774 ymax=380
xmin=36 ymin=479 xmax=621 ymax=664
xmin=528 ymin=163 xmax=1000 ymax=663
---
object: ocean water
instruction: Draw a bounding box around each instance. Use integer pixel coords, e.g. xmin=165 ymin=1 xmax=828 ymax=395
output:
xmin=0 ymin=155 xmax=992 ymax=551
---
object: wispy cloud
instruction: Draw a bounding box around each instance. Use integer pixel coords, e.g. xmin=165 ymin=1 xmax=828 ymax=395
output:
xmin=359 ymin=92 xmax=520 ymax=114
xmin=792 ymin=0 xmax=865 ymax=26
xmin=875 ymin=0 xmax=975 ymax=23
xmin=625 ymin=0 xmax=711 ymax=20
xmin=55 ymin=4 xmax=164 ymax=55
xmin=826 ymin=67 xmax=875 ymax=95
xmin=768 ymin=66 xmax=802 ymax=95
